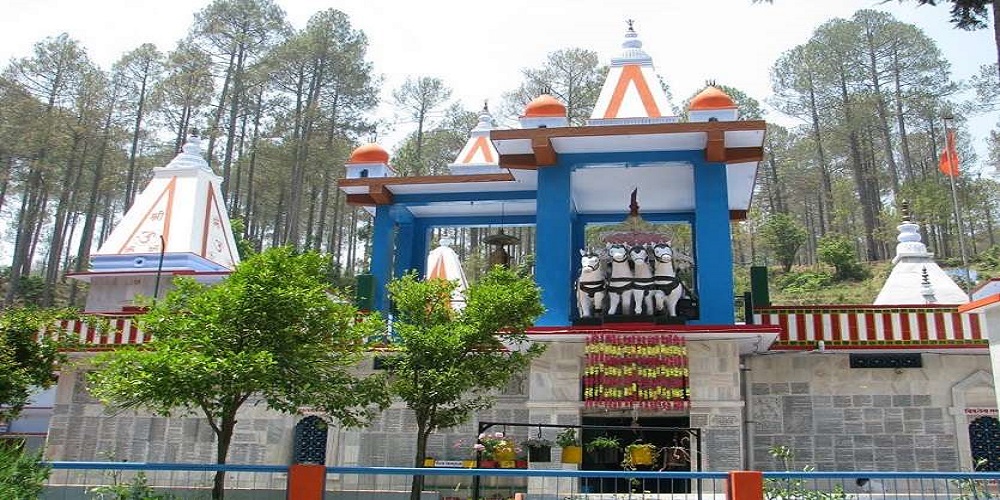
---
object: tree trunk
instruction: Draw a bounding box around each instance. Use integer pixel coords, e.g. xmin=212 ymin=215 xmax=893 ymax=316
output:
xmin=839 ymin=72 xmax=880 ymax=261
xmin=806 ymin=75 xmax=832 ymax=235
xmin=890 ymin=41 xmax=915 ymax=181
xmin=221 ymin=45 xmax=247 ymax=203
xmin=994 ymin=0 xmax=1000 ymax=83
xmin=125 ymin=61 xmax=151 ymax=210
xmin=213 ymin=415 xmax=236 ymax=500
xmin=409 ymin=420 xmax=431 ymax=500
xmin=864 ymin=28 xmax=901 ymax=197
xmin=5 ymin=170 xmax=42 ymax=305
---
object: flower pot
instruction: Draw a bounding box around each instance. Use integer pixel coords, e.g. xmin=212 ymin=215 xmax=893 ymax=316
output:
xmin=499 ymin=460 xmax=516 ymax=469
xmin=560 ymin=445 xmax=583 ymax=464
xmin=587 ymin=447 xmax=622 ymax=464
xmin=527 ymin=445 xmax=552 ymax=462
xmin=479 ymin=459 xmax=498 ymax=468
xmin=423 ymin=458 xmax=436 ymax=467
xmin=515 ymin=459 xmax=528 ymax=469
xmin=462 ymin=460 xmax=476 ymax=468
xmin=627 ymin=446 xmax=655 ymax=465
xmin=495 ymin=449 xmax=516 ymax=462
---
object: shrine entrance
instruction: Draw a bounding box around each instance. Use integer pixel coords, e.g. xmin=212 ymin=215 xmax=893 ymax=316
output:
xmin=581 ymin=416 xmax=692 ymax=494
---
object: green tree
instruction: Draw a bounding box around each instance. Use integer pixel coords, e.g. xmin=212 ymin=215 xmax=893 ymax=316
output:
xmin=370 ymin=268 xmax=545 ymax=500
xmin=0 ymin=442 xmax=51 ymax=500
xmin=391 ymin=103 xmax=478 ymax=176
xmin=501 ymin=47 xmax=608 ymax=125
xmin=0 ymin=308 xmax=68 ymax=420
xmin=392 ymin=76 xmax=453 ymax=176
xmin=760 ymin=213 xmax=808 ymax=272
xmin=894 ymin=0 xmax=1000 ymax=81
xmin=818 ymin=234 xmax=868 ymax=281
xmin=88 ymin=247 xmax=389 ymax=500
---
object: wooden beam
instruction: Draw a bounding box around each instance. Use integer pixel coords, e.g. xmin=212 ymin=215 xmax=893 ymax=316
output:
xmin=724 ymin=147 xmax=764 ymax=163
xmin=345 ymin=194 xmax=376 ymax=206
xmin=498 ymin=154 xmax=539 ymax=169
xmin=490 ymin=119 xmax=767 ymax=142
xmin=706 ymin=129 xmax=725 ymax=163
xmin=369 ymin=184 xmax=393 ymax=205
xmin=729 ymin=210 xmax=748 ymax=221
xmin=531 ymin=136 xmax=557 ymax=166
xmin=338 ymin=172 xmax=514 ymax=188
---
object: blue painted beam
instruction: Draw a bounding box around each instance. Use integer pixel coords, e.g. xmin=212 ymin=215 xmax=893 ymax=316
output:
xmin=576 ymin=212 xmax=694 ymax=224
xmin=415 ymin=215 xmax=535 ymax=227
xmin=560 ymin=150 xmax=704 ymax=167
xmin=391 ymin=190 xmax=536 ymax=205
xmin=691 ymin=159 xmax=733 ymax=325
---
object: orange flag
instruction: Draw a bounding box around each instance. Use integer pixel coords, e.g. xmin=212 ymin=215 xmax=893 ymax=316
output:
xmin=939 ymin=130 xmax=960 ymax=177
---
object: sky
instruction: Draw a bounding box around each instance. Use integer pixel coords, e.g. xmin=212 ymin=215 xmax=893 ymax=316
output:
xmin=0 ymin=0 xmax=997 ymax=169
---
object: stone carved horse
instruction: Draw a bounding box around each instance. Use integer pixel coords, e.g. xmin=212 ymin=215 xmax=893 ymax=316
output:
xmin=576 ymin=249 xmax=606 ymax=318
xmin=606 ymin=243 xmax=633 ymax=316
xmin=629 ymin=245 xmax=655 ymax=315
xmin=651 ymin=242 xmax=687 ymax=317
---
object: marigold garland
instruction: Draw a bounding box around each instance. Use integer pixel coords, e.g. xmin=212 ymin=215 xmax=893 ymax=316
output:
xmin=583 ymin=333 xmax=690 ymax=410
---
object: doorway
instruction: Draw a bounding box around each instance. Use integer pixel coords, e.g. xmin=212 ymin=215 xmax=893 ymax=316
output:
xmin=580 ymin=415 xmax=691 ymax=494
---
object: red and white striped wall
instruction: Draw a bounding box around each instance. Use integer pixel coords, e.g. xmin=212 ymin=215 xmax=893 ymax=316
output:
xmin=39 ymin=315 xmax=150 ymax=348
xmin=753 ymin=305 xmax=987 ymax=349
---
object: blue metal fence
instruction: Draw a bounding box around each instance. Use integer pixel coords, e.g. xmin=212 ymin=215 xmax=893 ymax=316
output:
xmin=762 ymin=471 xmax=1000 ymax=500
xmin=42 ymin=462 xmax=1000 ymax=500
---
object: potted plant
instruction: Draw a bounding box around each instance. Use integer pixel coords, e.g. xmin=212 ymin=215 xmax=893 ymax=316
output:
xmin=556 ymin=428 xmax=582 ymax=465
xmin=623 ymin=439 xmax=658 ymax=468
xmin=585 ymin=435 xmax=622 ymax=464
xmin=515 ymin=451 xmax=529 ymax=469
xmin=524 ymin=434 xmax=554 ymax=462
xmin=477 ymin=432 xmax=517 ymax=467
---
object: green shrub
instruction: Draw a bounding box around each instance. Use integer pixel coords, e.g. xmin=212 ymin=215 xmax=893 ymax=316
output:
xmin=88 ymin=471 xmax=177 ymax=500
xmin=0 ymin=440 xmax=51 ymax=500
xmin=774 ymin=271 xmax=834 ymax=293
xmin=818 ymin=235 xmax=869 ymax=281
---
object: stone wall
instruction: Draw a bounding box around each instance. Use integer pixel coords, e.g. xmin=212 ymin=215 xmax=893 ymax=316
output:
xmin=747 ymin=352 xmax=993 ymax=472
xmin=45 ymin=368 xmax=294 ymax=464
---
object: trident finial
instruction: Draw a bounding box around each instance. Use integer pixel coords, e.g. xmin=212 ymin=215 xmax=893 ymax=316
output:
xmin=483 ymin=99 xmax=489 ymax=113
xmin=626 ymin=19 xmax=635 ymax=32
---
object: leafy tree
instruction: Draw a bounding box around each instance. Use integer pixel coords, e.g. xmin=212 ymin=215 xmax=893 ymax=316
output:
xmin=88 ymin=247 xmax=390 ymax=500
xmin=0 ymin=442 xmax=51 ymax=500
xmin=758 ymin=0 xmax=1000 ymax=81
xmin=0 ymin=308 xmax=68 ymax=421
xmin=392 ymin=76 xmax=453 ymax=175
xmin=391 ymin=103 xmax=477 ymax=176
xmin=818 ymin=234 xmax=869 ymax=281
xmin=760 ymin=213 xmax=808 ymax=272
xmin=368 ymin=267 xmax=545 ymax=500
xmin=895 ymin=0 xmax=1000 ymax=81
xmin=501 ymin=48 xmax=607 ymax=125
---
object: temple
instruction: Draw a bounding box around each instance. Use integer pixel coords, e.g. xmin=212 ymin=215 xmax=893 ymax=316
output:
xmin=14 ymin=21 xmax=999 ymax=495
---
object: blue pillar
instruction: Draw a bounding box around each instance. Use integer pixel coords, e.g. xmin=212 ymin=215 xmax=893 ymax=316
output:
xmin=410 ymin=222 xmax=429 ymax=278
xmin=692 ymin=160 xmax=734 ymax=324
xmin=570 ymin=216 xmax=586 ymax=320
xmin=392 ymin=206 xmax=416 ymax=278
xmin=371 ymin=205 xmax=394 ymax=314
xmin=535 ymin=161 xmax=574 ymax=326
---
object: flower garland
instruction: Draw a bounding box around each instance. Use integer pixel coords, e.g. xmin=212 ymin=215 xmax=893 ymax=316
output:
xmin=583 ymin=333 xmax=689 ymax=410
